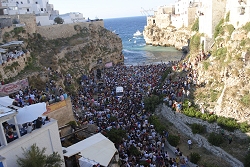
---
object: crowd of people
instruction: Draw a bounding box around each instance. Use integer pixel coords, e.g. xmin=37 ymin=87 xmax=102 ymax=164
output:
xmin=69 ymin=62 xmax=197 ymax=167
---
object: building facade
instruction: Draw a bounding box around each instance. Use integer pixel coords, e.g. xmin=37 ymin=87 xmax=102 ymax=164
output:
xmin=198 ymin=0 xmax=227 ymax=38
xmin=171 ymin=0 xmax=200 ymax=29
xmin=226 ymin=0 xmax=250 ymax=28
xmin=0 ymin=110 xmax=65 ymax=167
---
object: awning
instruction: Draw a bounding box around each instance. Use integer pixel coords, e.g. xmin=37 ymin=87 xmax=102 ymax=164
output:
xmin=63 ymin=133 xmax=117 ymax=167
xmin=16 ymin=103 xmax=47 ymax=124
xmin=0 ymin=41 xmax=23 ymax=48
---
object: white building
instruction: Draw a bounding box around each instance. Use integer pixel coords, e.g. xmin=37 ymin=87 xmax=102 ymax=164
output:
xmin=226 ymin=0 xmax=250 ymax=28
xmin=0 ymin=0 xmax=58 ymax=16
xmin=171 ymin=0 xmax=200 ymax=29
xmin=198 ymin=0 xmax=227 ymax=38
xmin=0 ymin=97 xmax=65 ymax=167
xmin=54 ymin=12 xmax=86 ymax=24
xmin=147 ymin=5 xmax=173 ymax=29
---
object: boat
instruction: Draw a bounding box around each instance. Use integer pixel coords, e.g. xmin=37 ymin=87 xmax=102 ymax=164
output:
xmin=133 ymin=30 xmax=143 ymax=36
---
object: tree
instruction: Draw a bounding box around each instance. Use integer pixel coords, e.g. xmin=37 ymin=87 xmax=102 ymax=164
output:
xmin=54 ymin=17 xmax=64 ymax=24
xmin=16 ymin=144 xmax=63 ymax=167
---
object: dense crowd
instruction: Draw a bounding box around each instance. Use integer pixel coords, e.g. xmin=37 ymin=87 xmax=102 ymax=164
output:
xmin=70 ymin=61 xmax=197 ymax=167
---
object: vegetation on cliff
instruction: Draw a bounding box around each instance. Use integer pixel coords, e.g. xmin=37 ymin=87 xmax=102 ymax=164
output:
xmin=1 ymin=24 xmax=122 ymax=92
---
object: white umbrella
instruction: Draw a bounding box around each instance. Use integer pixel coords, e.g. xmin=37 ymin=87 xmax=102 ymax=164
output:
xmin=16 ymin=103 xmax=47 ymax=124
xmin=0 ymin=96 xmax=14 ymax=107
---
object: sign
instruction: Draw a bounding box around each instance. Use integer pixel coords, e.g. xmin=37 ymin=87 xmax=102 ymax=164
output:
xmin=0 ymin=78 xmax=29 ymax=96
xmin=105 ymin=62 xmax=113 ymax=68
xmin=44 ymin=100 xmax=67 ymax=115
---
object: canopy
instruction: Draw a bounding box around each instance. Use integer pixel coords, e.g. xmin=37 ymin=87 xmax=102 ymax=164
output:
xmin=16 ymin=102 xmax=47 ymax=124
xmin=0 ymin=96 xmax=14 ymax=107
xmin=63 ymin=133 xmax=117 ymax=167
xmin=0 ymin=41 xmax=23 ymax=48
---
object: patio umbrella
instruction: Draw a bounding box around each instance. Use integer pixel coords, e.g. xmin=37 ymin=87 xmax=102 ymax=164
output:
xmin=16 ymin=102 xmax=47 ymax=124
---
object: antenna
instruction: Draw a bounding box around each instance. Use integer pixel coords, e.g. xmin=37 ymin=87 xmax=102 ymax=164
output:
xmin=140 ymin=7 xmax=154 ymax=17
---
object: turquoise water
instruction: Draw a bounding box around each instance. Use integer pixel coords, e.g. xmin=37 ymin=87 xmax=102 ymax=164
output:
xmin=104 ymin=16 xmax=183 ymax=65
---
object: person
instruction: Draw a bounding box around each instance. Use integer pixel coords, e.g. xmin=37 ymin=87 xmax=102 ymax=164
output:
xmin=187 ymin=139 xmax=192 ymax=150
xmin=35 ymin=117 xmax=43 ymax=129
xmin=44 ymin=116 xmax=50 ymax=124
xmin=27 ymin=122 xmax=33 ymax=133
xmin=6 ymin=130 xmax=14 ymax=143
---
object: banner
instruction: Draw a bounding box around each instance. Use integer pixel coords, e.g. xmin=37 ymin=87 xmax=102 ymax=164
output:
xmin=105 ymin=62 xmax=113 ymax=68
xmin=0 ymin=78 xmax=29 ymax=96
xmin=44 ymin=100 xmax=67 ymax=115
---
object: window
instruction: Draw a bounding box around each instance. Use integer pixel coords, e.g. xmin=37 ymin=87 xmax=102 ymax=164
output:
xmin=52 ymin=8 xmax=53 ymax=11
xmin=16 ymin=1 xmax=19 ymax=4
xmin=44 ymin=8 xmax=46 ymax=11
xmin=27 ymin=8 xmax=29 ymax=12
xmin=35 ymin=2 xmax=38 ymax=4
xmin=41 ymin=8 xmax=43 ymax=11
xmin=239 ymin=7 xmax=245 ymax=15
xmin=21 ymin=1 xmax=23 ymax=4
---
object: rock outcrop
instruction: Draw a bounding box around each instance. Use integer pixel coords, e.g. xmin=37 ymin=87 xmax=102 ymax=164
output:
xmin=143 ymin=25 xmax=194 ymax=50
xmin=0 ymin=22 xmax=123 ymax=88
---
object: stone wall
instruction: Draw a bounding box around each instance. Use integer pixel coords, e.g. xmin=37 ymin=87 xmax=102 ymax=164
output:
xmin=37 ymin=21 xmax=104 ymax=40
xmin=159 ymin=104 xmax=244 ymax=167
xmin=44 ymin=97 xmax=75 ymax=127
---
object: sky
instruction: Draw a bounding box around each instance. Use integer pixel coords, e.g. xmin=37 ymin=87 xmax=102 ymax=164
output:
xmin=49 ymin=0 xmax=175 ymax=19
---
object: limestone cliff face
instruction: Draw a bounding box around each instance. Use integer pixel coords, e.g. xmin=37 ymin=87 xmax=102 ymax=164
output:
xmin=0 ymin=22 xmax=123 ymax=90
xmin=143 ymin=25 xmax=193 ymax=50
xmin=191 ymin=25 xmax=250 ymax=123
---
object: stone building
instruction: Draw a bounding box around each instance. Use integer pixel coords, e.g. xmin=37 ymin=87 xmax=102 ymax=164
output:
xmin=171 ymin=0 xmax=200 ymax=29
xmin=146 ymin=5 xmax=173 ymax=29
xmin=198 ymin=0 xmax=227 ymax=38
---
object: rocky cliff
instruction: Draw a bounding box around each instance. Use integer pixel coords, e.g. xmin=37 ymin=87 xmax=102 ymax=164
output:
xmin=144 ymin=17 xmax=250 ymax=124
xmin=193 ymin=22 xmax=250 ymax=124
xmin=0 ymin=22 xmax=123 ymax=91
xmin=143 ymin=24 xmax=193 ymax=50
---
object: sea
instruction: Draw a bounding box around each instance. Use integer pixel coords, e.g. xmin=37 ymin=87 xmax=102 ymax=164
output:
xmin=104 ymin=16 xmax=183 ymax=66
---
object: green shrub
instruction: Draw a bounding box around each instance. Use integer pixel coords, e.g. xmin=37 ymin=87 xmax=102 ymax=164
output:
xmin=191 ymin=123 xmax=206 ymax=134
xmin=190 ymin=33 xmax=201 ymax=52
xmin=183 ymin=107 xmax=199 ymax=117
xmin=240 ymin=94 xmax=250 ymax=107
xmin=168 ymin=134 xmax=180 ymax=147
xmin=191 ymin=18 xmax=199 ymax=32
xmin=243 ymin=22 xmax=250 ymax=32
xmin=144 ymin=95 xmax=161 ymax=112
xmin=239 ymin=121 xmax=250 ymax=133
xmin=214 ymin=19 xmax=224 ymax=38
xmin=217 ymin=116 xmax=239 ymax=132
xmin=203 ymin=61 xmax=210 ymax=70
xmin=208 ymin=132 xmax=224 ymax=146
xmin=225 ymin=24 xmax=234 ymax=36
xmin=190 ymin=152 xmax=201 ymax=164
xmin=207 ymin=114 xmax=218 ymax=123
xmin=149 ymin=115 xmax=167 ymax=134
xmin=128 ymin=145 xmax=141 ymax=156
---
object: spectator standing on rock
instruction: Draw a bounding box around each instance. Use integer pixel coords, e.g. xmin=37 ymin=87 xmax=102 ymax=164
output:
xmin=187 ymin=139 xmax=192 ymax=150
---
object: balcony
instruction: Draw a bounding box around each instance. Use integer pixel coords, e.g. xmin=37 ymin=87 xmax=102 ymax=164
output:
xmin=17 ymin=4 xmax=31 ymax=8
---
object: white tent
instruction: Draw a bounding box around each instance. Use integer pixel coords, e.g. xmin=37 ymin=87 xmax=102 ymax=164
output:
xmin=0 ymin=96 xmax=14 ymax=107
xmin=16 ymin=102 xmax=47 ymax=124
xmin=63 ymin=133 xmax=117 ymax=167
